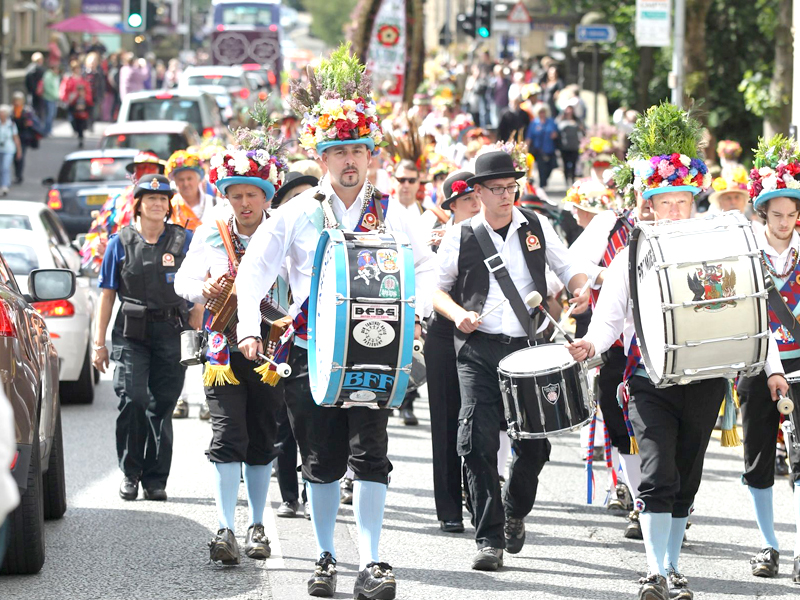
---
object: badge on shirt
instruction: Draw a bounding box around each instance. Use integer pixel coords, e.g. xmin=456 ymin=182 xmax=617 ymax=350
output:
xmin=525 ymin=232 xmax=541 ymax=252
xmin=361 ymin=212 xmax=377 ymax=230
xmin=162 ymin=253 xmax=175 ymax=267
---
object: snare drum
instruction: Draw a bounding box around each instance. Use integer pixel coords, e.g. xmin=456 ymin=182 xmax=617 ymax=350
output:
xmin=630 ymin=212 xmax=769 ymax=387
xmin=308 ymin=229 xmax=416 ymax=408
xmin=498 ymin=344 xmax=594 ymax=439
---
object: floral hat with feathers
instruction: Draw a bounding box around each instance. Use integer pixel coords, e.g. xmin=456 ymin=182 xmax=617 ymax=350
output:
xmin=748 ymin=134 xmax=800 ymax=209
xmin=384 ymin=115 xmax=429 ymax=174
xmin=289 ymin=43 xmax=383 ymax=155
xmin=564 ymin=178 xmax=616 ymax=214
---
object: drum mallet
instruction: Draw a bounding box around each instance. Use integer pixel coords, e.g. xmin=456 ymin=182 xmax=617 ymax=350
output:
xmin=777 ymin=394 xmax=795 ymax=415
xmin=257 ymin=353 xmax=292 ymax=378
xmin=525 ymin=291 xmax=575 ymax=344
xmin=550 ymin=279 xmax=592 ymax=342
xmin=478 ymin=298 xmax=508 ymax=320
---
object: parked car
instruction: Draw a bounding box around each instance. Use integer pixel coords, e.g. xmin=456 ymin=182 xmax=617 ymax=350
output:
xmin=100 ymin=120 xmax=201 ymax=159
xmin=0 ymin=230 xmax=96 ymax=404
xmin=0 ymin=255 xmax=76 ymax=575
xmin=179 ymin=65 xmax=256 ymax=109
xmin=117 ymin=89 xmax=230 ymax=143
xmin=39 ymin=149 xmax=140 ymax=237
xmin=176 ymin=84 xmax=238 ymax=125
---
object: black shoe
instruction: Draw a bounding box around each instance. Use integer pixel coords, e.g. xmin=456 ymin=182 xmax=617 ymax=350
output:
xmin=172 ymin=398 xmax=189 ymax=419
xmin=308 ymin=552 xmax=337 ymax=597
xmin=792 ymin=555 xmax=799 ymax=583
xmin=277 ymin=500 xmax=299 ymax=518
xmin=667 ymin=568 xmax=693 ymax=599
xmin=198 ymin=400 xmax=211 ymax=420
xmin=750 ymin=547 xmax=779 ymax=577
xmin=119 ymin=476 xmax=139 ymax=500
xmin=244 ymin=523 xmax=271 ymax=559
xmin=304 ymin=501 xmax=311 ymax=520
xmin=607 ymin=483 xmax=631 ymax=512
xmin=776 ymin=453 xmax=790 ymax=476
xmin=439 ymin=520 xmax=465 ymax=533
xmin=143 ymin=487 xmax=167 ymax=501
xmin=504 ymin=515 xmax=525 ymax=554
xmin=472 ymin=547 xmax=503 ymax=571
xmin=353 ymin=562 xmax=396 ymax=600
xmin=209 ymin=528 xmax=240 ymax=565
xmin=341 ymin=477 xmax=354 ymax=505
xmin=400 ymin=409 xmax=418 ymax=426
xmin=638 ymin=572 xmax=668 ymax=600
xmin=625 ymin=510 xmax=643 ymax=540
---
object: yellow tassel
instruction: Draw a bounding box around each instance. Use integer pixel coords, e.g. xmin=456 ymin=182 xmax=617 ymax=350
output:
xmin=254 ymin=362 xmax=281 ymax=386
xmin=629 ymin=436 xmax=639 ymax=455
xmin=717 ymin=399 xmax=726 ymax=417
xmin=721 ymin=426 xmax=742 ymax=448
xmin=202 ymin=364 xmax=240 ymax=386
xmin=732 ymin=386 xmax=740 ymax=409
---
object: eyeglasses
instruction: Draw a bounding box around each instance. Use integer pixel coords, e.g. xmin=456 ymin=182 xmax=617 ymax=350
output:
xmin=395 ymin=177 xmax=418 ymax=184
xmin=484 ymin=183 xmax=519 ymax=196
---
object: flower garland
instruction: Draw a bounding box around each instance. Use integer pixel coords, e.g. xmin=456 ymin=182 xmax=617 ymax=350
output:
xmin=298 ymin=96 xmax=383 ymax=152
xmin=631 ymin=153 xmax=711 ymax=194
xmin=748 ymin=162 xmax=800 ymax=200
xmin=564 ymin=179 xmax=615 ymax=212
xmin=208 ymin=149 xmax=288 ymax=189
xmin=580 ymin=136 xmax=614 ymax=166
xmin=165 ymin=150 xmax=202 ymax=177
xmin=716 ymin=140 xmax=742 ymax=160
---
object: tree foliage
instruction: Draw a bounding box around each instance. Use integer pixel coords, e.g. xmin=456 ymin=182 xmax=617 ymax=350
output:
xmin=301 ymin=0 xmax=358 ymax=47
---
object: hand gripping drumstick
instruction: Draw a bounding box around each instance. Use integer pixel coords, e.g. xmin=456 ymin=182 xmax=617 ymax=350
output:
xmin=777 ymin=394 xmax=795 ymax=415
xmin=525 ymin=291 xmax=575 ymax=344
xmin=549 ymin=279 xmax=592 ymax=342
xmin=478 ymin=298 xmax=508 ymax=321
xmin=257 ymin=352 xmax=292 ymax=378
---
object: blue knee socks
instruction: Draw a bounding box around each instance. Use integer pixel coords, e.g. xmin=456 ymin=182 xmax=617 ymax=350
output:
xmin=213 ymin=462 xmax=241 ymax=532
xmin=794 ymin=481 xmax=800 ymax=557
xmin=243 ymin=462 xmax=272 ymax=527
xmin=664 ymin=516 xmax=689 ymax=572
xmin=307 ymin=481 xmax=340 ymax=559
xmin=353 ymin=480 xmax=387 ymax=570
xmin=640 ymin=512 xmax=671 ymax=577
xmin=748 ymin=486 xmax=779 ymax=550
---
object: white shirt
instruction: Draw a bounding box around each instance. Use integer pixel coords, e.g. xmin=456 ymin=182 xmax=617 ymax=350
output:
xmin=569 ymin=210 xmax=619 ymax=267
xmin=584 ymin=246 xmax=783 ymax=378
xmin=435 ymin=207 xmax=601 ymax=337
xmin=756 ymin=228 xmax=799 ymax=275
xmin=175 ymin=189 xmax=217 ymax=225
xmin=235 ymin=178 xmax=435 ymax=342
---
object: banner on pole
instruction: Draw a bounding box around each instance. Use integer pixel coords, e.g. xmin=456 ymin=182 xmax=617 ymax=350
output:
xmin=365 ymin=0 xmax=407 ymax=103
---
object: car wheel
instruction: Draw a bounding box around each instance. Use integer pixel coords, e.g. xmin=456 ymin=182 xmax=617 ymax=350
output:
xmin=0 ymin=419 xmax=46 ymax=575
xmin=43 ymin=409 xmax=67 ymax=520
xmin=60 ymin=343 xmax=94 ymax=405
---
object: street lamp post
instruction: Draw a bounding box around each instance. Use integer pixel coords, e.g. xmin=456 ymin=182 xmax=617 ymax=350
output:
xmin=670 ymin=0 xmax=685 ymax=108
xmin=0 ymin=0 xmax=5 ymax=104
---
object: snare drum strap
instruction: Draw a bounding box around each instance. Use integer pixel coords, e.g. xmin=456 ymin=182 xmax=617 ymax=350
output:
xmin=767 ymin=283 xmax=800 ymax=343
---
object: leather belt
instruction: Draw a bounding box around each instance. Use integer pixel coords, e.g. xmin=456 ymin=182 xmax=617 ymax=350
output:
xmin=472 ymin=330 xmax=530 ymax=345
xmin=147 ymin=307 xmax=180 ymax=322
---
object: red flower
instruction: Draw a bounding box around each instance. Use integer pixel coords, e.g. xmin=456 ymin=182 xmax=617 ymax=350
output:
xmin=452 ymin=180 xmax=468 ymax=194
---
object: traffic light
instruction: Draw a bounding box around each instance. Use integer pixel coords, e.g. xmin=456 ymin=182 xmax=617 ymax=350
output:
xmin=475 ymin=0 xmax=492 ymax=38
xmin=123 ymin=0 xmax=148 ymax=32
xmin=457 ymin=12 xmax=476 ymax=38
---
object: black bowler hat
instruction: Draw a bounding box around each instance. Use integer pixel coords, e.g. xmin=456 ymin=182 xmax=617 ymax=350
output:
xmin=134 ymin=174 xmax=175 ymax=199
xmin=466 ymin=151 xmax=527 ymax=187
xmin=272 ymin=171 xmax=319 ymax=208
xmin=441 ymin=171 xmax=475 ymax=210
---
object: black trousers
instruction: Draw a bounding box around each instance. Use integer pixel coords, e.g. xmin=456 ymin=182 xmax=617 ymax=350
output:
xmin=204 ymin=351 xmax=282 ymax=465
xmin=628 ymin=376 xmax=726 ymax=516
xmin=456 ymin=333 xmax=550 ymax=549
xmin=275 ymin=401 xmax=300 ymax=503
xmin=112 ymin=317 xmax=185 ymax=489
xmin=597 ymin=346 xmax=631 ymax=454
xmin=738 ymin=359 xmax=800 ymax=488
xmin=284 ymin=346 xmax=392 ymax=485
xmin=426 ymin=316 xmax=464 ymax=522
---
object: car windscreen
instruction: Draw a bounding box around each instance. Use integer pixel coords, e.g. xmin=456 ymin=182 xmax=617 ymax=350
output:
xmin=0 ymin=215 xmax=32 ymax=230
xmin=0 ymin=243 xmax=39 ymax=276
xmin=186 ymin=75 xmax=242 ymax=89
xmin=103 ymin=133 xmax=187 ymax=159
xmin=128 ymin=98 xmax=203 ymax=132
xmin=57 ymin=157 xmax=131 ymax=184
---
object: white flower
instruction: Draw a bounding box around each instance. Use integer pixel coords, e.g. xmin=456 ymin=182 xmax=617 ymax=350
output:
xmin=209 ymin=153 xmax=224 ymax=169
xmin=633 ymin=178 xmax=644 ymax=192
xmin=702 ymin=172 xmax=712 ymax=187
xmin=365 ymin=105 xmax=377 ymax=118
xmin=787 ymin=179 xmax=800 ymax=190
xmin=233 ymin=152 xmax=251 ymax=175
xmin=268 ymin=166 xmax=278 ymax=185
xmin=759 ymin=167 xmax=774 ymax=177
xmin=343 ymin=100 xmax=356 ymax=112
xmin=348 ymin=111 xmax=359 ymax=124
xmin=679 ymin=155 xmax=691 ymax=167
xmin=659 ymin=180 xmax=669 ymax=187
xmin=254 ymin=149 xmax=270 ymax=167
xmin=216 ymin=166 xmax=227 ymax=181
xmin=761 ymin=174 xmax=778 ymax=191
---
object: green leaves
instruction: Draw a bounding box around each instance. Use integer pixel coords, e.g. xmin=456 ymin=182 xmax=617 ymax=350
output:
xmin=753 ymin=134 xmax=800 ymax=168
xmin=314 ymin=42 xmax=365 ymax=96
xmin=628 ymin=102 xmax=704 ymax=159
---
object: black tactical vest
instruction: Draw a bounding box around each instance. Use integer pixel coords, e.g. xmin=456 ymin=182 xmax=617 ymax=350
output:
xmin=118 ymin=224 xmax=187 ymax=310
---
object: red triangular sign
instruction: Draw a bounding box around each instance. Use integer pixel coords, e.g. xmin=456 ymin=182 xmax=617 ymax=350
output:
xmin=507 ymin=1 xmax=531 ymax=24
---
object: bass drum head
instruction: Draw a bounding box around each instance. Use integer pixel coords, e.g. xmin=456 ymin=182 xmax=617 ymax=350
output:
xmin=629 ymin=228 xmax=666 ymax=382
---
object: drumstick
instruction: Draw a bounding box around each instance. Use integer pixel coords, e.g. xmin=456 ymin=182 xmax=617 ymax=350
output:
xmin=257 ymin=352 xmax=292 ymax=378
xmin=777 ymin=394 xmax=794 ymax=415
xmin=525 ymin=291 xmax=574 ymax=344
xmin=478 ymin=298 xmax=508 ymax=320
xmin=549 ymin=279 xmax=592 ymax=342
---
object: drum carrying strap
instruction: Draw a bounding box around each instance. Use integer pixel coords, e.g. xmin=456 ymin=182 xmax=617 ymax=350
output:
xmin=767 ymin=283 xmax=800 ymax=342
xmin=473 ymin=222 xmax=537 ymax=343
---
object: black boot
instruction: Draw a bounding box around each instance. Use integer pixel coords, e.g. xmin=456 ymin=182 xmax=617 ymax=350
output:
xmin=209 ymin=528 xmax=240 ymax=565
xmin=353 ymin=562 xmax=396 ymax=600
xmin=119 ymin=476 xmax=139 ymax=501
xmin=244 ymin=523 xmax=271 ymax=559
xmin=307 ymin=552 xmax=337 ymax=597
xmin=750 ymin=547 xmax=779 ymax=577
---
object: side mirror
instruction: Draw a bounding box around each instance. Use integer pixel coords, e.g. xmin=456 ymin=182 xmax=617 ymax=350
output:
xmin=28 ymin=269 xmax=76 ymax=302
xmin=42 ymin=177 xmax=55 ymax=187
xmin=72 ymin=233 xmax=87 ymax=252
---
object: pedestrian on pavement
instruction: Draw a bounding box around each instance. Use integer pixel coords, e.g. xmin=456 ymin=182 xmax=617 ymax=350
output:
xmin=0 ymin=105 xmax=22 ymax=196
xmin=525 ymin=103 xmax=559 ymax=189
xmin=83 ymin=52 xmax=106 ymax=131
xmin=163 ymin=58 xmax=182 ymax=90
xmin=11 ymin=92 xmax=42 ymax=185
xmin=557 ymin=104 xmax=584 ymax=188
xmin=24 ymin=52 xmax=46 ymax=121
xmin=61 ymin=61 xmax=93 ymax=149
xmin=42 ymin=65 xmax=61 ymax=137
xmin=119 ymin=53 xmax=149 ymax=100
xmin=92 ymin=174 xmax=191 ymax=503
xmin=541 ymin=64 xmax=563 ymax=118
xmin=47 ymin=33 xmax=63 ymax=70
xmin=496 ymin=95 xmax=530 ymax=144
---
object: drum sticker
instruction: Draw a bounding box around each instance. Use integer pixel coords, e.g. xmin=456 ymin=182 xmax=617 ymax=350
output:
xmin=352 ymin=304 xmax=399 ymax=321
xmin=379 ymin=275 xmax=400 ymax=299
xmin=162 ymin=253 xmax=175 ymax=267
xmin=354 ymin=250 xmax=381 ymax=285
xmin=376 ymin=249 xmax=400 ymax=273
xmin=349 ymin=390 xmax=377 ymax=401
xmin=342 ymin=371 xmax=395 ymax=392
xmin=525 ymin=232 xmax=541 ymax=252
xmin=686 ymin=264 xmax=737 ymax=311
xmin=353 ymin=319 xmax=396 ymax=349
xmin=542 ymin=383 xmax=560 ymax=405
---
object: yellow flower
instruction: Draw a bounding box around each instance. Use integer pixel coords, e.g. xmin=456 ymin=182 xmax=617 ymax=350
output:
xmin=299 ymin=132 xmax=317 ymax=150
xmin=589 ymin=137 xmax=611 ymax=153
xmin=323 ymin=99 xmax=344 ymax=120
xmin=712 ymin=177 xmax=728 ymax=192
xmin=732 ymin=166 xmax=748 ymax=184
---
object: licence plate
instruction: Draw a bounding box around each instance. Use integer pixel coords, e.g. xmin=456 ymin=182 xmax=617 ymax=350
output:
xmin=85 ymin=194 xmax=108 ymax=205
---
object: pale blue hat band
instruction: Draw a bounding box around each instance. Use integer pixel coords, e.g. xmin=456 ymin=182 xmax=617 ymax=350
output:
xmin=642 ymin=185 xmax=702 ymax=199
xmin=752 ymin=188 xmax=800 ymax=210
xmin=216 ymin=176 xmax=276 ymax=200
xmin=316 ymin=138 xmax=375 ymax=154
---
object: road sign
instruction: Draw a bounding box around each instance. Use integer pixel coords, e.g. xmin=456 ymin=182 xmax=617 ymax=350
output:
xmin=507 ymin=1 xmax=531 ymax=24
xmin=635 ymin=0 xmax=671 ymax=47
xmin=575 ymin=24 xmax=617 ymax=44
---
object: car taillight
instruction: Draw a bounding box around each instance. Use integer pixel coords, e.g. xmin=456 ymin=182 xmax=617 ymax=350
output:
xmin=47 ymin=189 xmax=62 ymax=210
xmin=0 ymin=300 xmax=16 ymax=337
xmin=242 ymin=63 xmax=260 ymax=71
xmin=155 ymin=93 xmax=173 ymax=99
xmin=33 ymin=299 xmax=75 ymax=318
xmin=202 ymin=127 xmax=215 ymax=138
xmin=239 ymin=88 xmax=250 ymax=99
xmin=269 ymin=24 xmax=277 ymax=32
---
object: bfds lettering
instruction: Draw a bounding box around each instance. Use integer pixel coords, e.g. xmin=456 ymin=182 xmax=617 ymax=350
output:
xmin=342 ymin=372 xmax=395 ymax=391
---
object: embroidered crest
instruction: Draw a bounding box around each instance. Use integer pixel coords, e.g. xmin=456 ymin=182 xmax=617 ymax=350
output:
xmin=525 ymin=232 xmax=541 ymax=251
xmin=149 ymin=178 xmax=161 ymax=190
xmin=542 ymin=383 xmax=560 ymax=404
xmin=362 ymin=212 xmax=377 ymax=230
xmin=354 ymin=250 xmax=381 ymax=285
xmin=162 ymin=253 xmax=175 ymax=267
xmin=686 ymin=263 xmax=737 ymax=312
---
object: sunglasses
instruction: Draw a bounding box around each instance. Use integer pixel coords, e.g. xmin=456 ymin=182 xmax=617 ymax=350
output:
xmin=395 ymin=177 xmax=418 ymax=184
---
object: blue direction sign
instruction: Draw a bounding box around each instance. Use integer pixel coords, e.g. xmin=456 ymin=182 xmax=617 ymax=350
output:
xmin=575 ymin=24 xmax=617 ymax=43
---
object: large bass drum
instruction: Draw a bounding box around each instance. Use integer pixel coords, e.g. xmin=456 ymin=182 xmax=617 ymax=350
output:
xmin=308 ymin=229 xmax=416 ymax=408
xmin=629 ymin=212 xmax=769 ymax=387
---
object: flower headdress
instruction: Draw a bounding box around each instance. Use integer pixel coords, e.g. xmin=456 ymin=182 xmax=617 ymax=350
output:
xmin=208 ymin=101 xmax=289 ymax=199
xmin=165 ymin=150 xmax=204 ymax=178
xmin=475 ymin=141 xmax=530 ymax=175
xmin=612 ymin=102 xmax=710 ymax=200
xmin=579 ymin=125 xmax=618 ymax=167
xmin=716 ymin=140 xmax=742 ymax=161
xmin=289 ymin=43 xmax=383 ymax=155
xmin=564 ymin=178 xmax=616 ymax=214
xmin=708 ymin=166 xmax=749 ymax=208
xmin=748 ymin=134 xmax=800 ymax=209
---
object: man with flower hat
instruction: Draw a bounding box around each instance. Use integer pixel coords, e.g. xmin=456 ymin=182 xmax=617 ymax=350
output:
xmin=736 ymin=134 xmax=800 ymax=584
xmin=566 ymin=104 xmax=789 ymax=600
xmin=174 ymin=104 xmax=291 ymax=566
xmin=707 ymin=166 xmax=750 ymax=215
xmin=235 ymin=44 xmax=434 ymax=600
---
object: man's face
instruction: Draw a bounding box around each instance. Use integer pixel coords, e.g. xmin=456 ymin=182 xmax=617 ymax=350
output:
xmin=650 ymin=191 xmax=694 ymax=221
xmin=765 ymin=196 xmax=800 ymax=242
xmin=321 ymin=144 xmax=370 ymax=190
xmin=394 ymin=165 xmax=420 ymax=205
xmin=226 ymin=184 xmax=267 ymax=228
xmin=475 ymin=177 xmax=517 ymax=219
xmin=718 ymin=192 xmax=747 ymax=213
xmin=174 ymin=169 xmax=201 ymax=198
